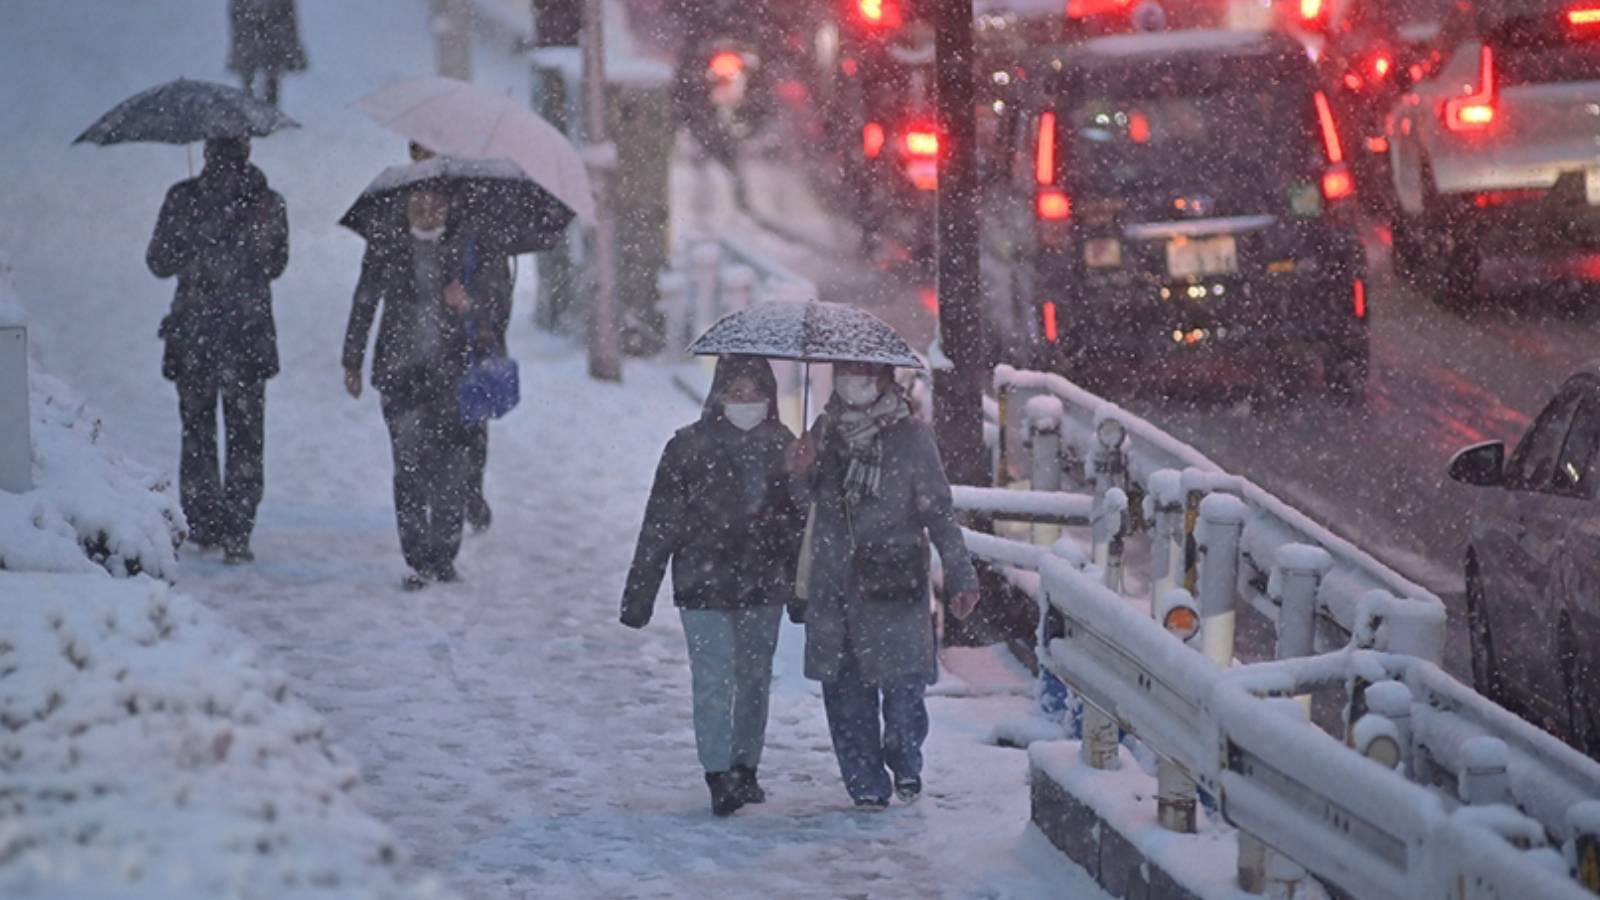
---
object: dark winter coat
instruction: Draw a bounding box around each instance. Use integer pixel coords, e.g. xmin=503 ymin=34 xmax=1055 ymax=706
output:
xmin=342 ymin=228 xmax=499 ymax=414
xmin=794 ymin=409 xmax=979 ymax=685
xmin=146 ymin=161 xmax=287 ymax=385
xmin=228 ymin=0 xmax=308 ymax=74
xmin=622 ymin=359 xmax=805 ymax=624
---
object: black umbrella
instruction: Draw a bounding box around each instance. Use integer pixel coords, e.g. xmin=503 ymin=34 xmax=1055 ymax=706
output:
xmin=339 ymin=155 xmax=575 ymax=254
xmin=73 ymin=78 xmax=299 ymax=146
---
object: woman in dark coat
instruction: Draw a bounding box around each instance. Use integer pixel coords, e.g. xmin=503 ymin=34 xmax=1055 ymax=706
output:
xmin=786 ymin=361 xmax=980 ymax=808
xmin=343 ymin=188 xmax=492 ymax=590
xmin=228 ymin=0 xmax=307 ymax=107
xmin=621 ymin=356 xmax=805 ymax=817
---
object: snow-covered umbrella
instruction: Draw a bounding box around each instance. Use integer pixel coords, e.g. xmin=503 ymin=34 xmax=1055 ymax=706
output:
xmin=339 ymin=155 xmax=574 ymax=253
xmin=353 ymin=76 xmax=595 ymax=224
xmin=72 ymin=78 xmax=298 ymax=146
xmin=689 ymin=300 xmax=924 ymax=421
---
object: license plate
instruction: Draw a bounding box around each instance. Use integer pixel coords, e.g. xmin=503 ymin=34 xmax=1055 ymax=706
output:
xmin=1167 ymin=235 xmax=1238 ymax=278
xmin=1084 ymin=238 xmax=1122 ymax=268
xmin=1588 ymin=169 xmax=1600 ymax=206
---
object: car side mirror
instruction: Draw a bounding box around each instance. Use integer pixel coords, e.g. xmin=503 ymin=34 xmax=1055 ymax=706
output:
xmin=1448 ymin=441 xmax=1505 ymax=487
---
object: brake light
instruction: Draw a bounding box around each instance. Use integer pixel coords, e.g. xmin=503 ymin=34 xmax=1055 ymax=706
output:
xmin=1444 ymin=46 xmax=1496 ymax=132
xmin=863 ymin=122 xmax=885 ymax=159
xmin=1300 ymin=0 xmax=1323 ymax=21
xmin=903 ymin=129 xmax=940 ymax=158
xmin=1322 ymin=166 xmax=1355 ymax=201
xmin=708 ymin=51 xmax=744 ymax=78
xmin=1569 ymin=6 xmax=1600 ymax=25
xmin=1128 ymin=111 xmax=1151 ymax=144
xmin=1035 ymin=111 xmax=1057 ymax=185
xmin=1037 ymin=188 xmax=1073 ymax=220
xmin=1372 ymin=54 xmax=1391 ymax=79
xmin=1313 ymin=91 xmax=1344 ymax=163
xmin=859 ymin=0 xmax=903 ymax=28
xmin=1042 ymin=301 xmax=1060 ymax=343
xmin=1353 ymin=278 xmax=1367 ymax=319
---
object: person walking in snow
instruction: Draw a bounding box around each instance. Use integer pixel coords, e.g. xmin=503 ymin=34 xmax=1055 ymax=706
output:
xmin=228 ymin=0 xmax=307 ymax=108
xmin=408 ymin=141 xmax=512 ymax=533
xmin=621 ymin=356 xmax=806 ymax=817
xmin=785 ymin=362 xmax=981 ymax=809
xmin=342 ymin=186 xmax=489 ymax=590
xmin=146 ymin=136 xmax=287 ymax=565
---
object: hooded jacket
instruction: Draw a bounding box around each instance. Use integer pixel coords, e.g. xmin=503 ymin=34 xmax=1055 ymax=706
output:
xmin=146 ymin=160 xmax=287 ymax=384
xmin=621 ymin=358 xmax=805 ymax=623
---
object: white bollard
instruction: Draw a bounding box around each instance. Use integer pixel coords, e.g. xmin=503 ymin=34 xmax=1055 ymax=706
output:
xmin=1275 ymin=544 xmax=1331 ymax=716
xmin=1196 ymin=493 xmax=1247 ymax=670
xmin=1093 ymin=488 xmax=1129 ymax=590
xmin=1148 ymin=469 xmax=1186 ymax=603
xmin=657 ymin=271 xmax=690 ymax=357
xmin=1027 ymin=398 xmax=1063 ymax=547
xmin=1363 ymin=681 xmax=1414 ymax=777
xmin=1157 ymin=758 xmax=1197 ymax=833
xmin=0 ymin=324 xmax=31 ymax=494
xmin=720 ymin=264 xmax=757 ymax=313
xmin=1459 ymin=736 xmax=1511 ymax=807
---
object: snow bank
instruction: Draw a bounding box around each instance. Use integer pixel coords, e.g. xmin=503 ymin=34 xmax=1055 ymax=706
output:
xmin=0 ymin=366 xmax=183 ymax=579
xmin=0 ymin=574 xmax=452 ymax=900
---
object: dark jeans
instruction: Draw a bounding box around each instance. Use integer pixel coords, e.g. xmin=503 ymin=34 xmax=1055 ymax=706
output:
xmin=239 ymin=68 xmax=281 ymax=106
xmin=382 ymin=390 xmax=470 ymax=577
xmin=465 ymin=421 xmax=488 ymax=515
xmin=177 ymin=379 xmax=266 ymax=547
xmin=821 ymin=641 xmax=930 ymax=803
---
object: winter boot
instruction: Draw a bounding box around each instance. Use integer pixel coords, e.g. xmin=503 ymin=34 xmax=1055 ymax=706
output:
xmin=465 ymin=496 xmax=492 ymax=533
xmin=705 ymin=772 xmax=745 ymax=817
xmin=401 ymin=571 xmax=431 ymax=592
xmin=894 ymin=775 xmax=922 ymax=804
xmin=223 ymin=541 xmax=255 ymax=566
xmin=732 ymin=765 xmax=766 ymax=804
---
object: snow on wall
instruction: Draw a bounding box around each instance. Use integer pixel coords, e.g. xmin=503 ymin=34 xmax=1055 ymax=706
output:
xmin=0 ymin=366 xmax=183 ymax=579
xmin=0 ymin=573 xmax=453 ymax=900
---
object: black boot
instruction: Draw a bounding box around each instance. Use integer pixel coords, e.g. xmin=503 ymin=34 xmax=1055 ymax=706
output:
xmin=732 ymin=765 xmax=766 ymax=804
xmin=705 ymin=771 xmax=745 ymax=817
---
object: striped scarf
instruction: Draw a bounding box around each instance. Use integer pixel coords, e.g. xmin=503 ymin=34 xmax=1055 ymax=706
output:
xmin=832 ymin=389 xmax=912 ymax=504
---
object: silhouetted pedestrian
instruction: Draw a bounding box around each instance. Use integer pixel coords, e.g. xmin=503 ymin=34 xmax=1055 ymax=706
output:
xmin=228 ymin=0 xmax=307 ymax=107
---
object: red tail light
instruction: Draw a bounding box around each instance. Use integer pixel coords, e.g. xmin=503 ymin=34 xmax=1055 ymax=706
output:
xmin=1313 ymin=91 xmax=1355 ymax=203
xmin=1037 ymin=188 xmax=1073 ymax=220
xmin=1042 ymin=301 xmax=1060 ymax=343
xmin=1299 ymin=0 xmax=1326 ymax=23
xmin=1035 ymin=111 xmax=1057 ymax=185
xmin=863 ymin=122 xmax=885 ymax=159
xmin=1568 ymin=6 xmax=1600 ymax=25
xmin=1372 ymin=54 xmax=1392 ymax=79
xmin=1353 ymin=278 xmax=1367 ymax=319
xmin=1322 ymin=166 xmax=1355 ymax=201
xmin=1444 ymin=46 xmax=1496 ymax=132
xmin=858 ymin=0 xmax=903 ymax=28
xmin=708 ymin=51 xmax=745 ymax=79
xmin=903 ymin=128 xmax=940 ymax=159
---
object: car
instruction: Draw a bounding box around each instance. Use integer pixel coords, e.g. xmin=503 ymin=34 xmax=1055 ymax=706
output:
xmin=1022 ymin=29 xmax=1371 ymax=396
xmin=1388 ymin=0 xmax=1600 ymax=303
xmin=1449 ymin=367 xmax=1600 ymax=756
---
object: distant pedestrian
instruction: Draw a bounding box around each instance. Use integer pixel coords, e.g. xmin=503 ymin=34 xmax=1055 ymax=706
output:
xmin=146 ymin=137 xmax=287 ymax=565
xmin=785 ymin=362 xmax=980 ymax=809
xmin=409 ymin=141 xmax=512 ymax=532
xmin=343 ymin=187 xmax=488 ymax=590
xmin=621 ymin=356 xmax=805 ymax=817
xmin=228 ymin=0 xmax=307 ymax=108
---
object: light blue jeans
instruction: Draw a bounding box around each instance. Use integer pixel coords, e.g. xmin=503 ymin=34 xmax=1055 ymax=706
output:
xmin=680 ymin=605 xmax=784 ymax=774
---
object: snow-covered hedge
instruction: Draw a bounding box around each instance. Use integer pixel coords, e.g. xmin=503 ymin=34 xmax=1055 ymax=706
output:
xmin=0 ymin=257 xmax=183 ymax=579
xmin=0 ymin=574 xmax=451 ymax=900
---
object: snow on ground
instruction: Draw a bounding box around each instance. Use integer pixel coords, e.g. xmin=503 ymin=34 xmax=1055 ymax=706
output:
xmin=3 ymin=2 xmax=1109 ymax=898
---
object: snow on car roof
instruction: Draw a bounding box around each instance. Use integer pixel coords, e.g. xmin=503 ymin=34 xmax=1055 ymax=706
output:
xmin=1075 ymin=28 xmax=1296 ymax=61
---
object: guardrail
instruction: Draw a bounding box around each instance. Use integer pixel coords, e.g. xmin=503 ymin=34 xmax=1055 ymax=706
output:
xmin=957 ymin=365 xmax=1600 ymax=897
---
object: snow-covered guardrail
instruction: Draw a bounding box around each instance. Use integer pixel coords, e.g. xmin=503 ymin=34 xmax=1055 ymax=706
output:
xmin=956 ymin=364 xmax=1600 ymax=897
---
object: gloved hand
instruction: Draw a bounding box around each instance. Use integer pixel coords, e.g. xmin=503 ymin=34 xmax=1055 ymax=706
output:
xmin=619 ymin=604 xmax=652 ymax=630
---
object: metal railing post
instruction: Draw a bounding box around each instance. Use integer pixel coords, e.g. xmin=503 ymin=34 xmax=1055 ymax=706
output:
xmin=0 ymin=324 xmax=30 ymax=494
xmin=1363 ymin=680 xmax=1414 ymax=778
xmin=1196 ymin=494 xmax=1246 ymax=670
xmin=1082 ymin=497 xmax=1128 ymax=771
xmin=1028 ymin=400 xmax=1063 ymax=547
xmin=1276 ymin=544 xmax=1331 ymax=716
xmin=1149 ymin=469 xmax=1186 ymax=604
xmin=1459 ymin=736 xmax=1511 ymax=808
xmin=1566 ymin=802 xmax=1600 ymax=892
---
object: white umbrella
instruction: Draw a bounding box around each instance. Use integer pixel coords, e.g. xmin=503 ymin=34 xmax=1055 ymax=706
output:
xmin=354 ymin=76 xmax=595 ymax=223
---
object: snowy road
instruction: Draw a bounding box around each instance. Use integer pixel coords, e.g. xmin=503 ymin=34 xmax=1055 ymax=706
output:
xmin=3 ymin=2 xmax=1108 ymax=897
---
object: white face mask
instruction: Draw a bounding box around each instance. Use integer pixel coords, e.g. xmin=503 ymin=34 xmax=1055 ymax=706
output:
xmin=410 ymin=224 xmax=445 ymax=242
xmin=835 ymin=375 xmax=882 ymax=409
xmin=723 ymin=401 xmax=767 ymax=431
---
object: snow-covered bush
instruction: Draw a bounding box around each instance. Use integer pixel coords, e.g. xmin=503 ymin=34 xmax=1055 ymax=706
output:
xmin=0 ymin=256 xmax=183 ymax=579
xmin=0 ymin=574 xmax=451 ymax=900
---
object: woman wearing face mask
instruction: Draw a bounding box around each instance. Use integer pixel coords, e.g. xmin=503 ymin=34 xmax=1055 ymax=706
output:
xmin=621 ymin=356 xmax=805 ymax=817
xmin=342 ymin=187 xmax=486 ymax=590
xmin=786 ymin=361 xmax=980 ymax=809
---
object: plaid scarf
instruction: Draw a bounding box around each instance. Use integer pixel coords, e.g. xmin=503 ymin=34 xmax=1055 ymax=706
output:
xmin=831 ymin=389 xmax=912 ymax=504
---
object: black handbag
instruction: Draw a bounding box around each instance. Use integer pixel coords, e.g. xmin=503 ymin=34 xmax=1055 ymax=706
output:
xmin=852 ymin=538 xmax=929 ymax=604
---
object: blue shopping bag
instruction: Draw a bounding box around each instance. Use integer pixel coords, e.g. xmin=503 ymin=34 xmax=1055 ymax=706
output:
xmin=458 ymin=354 xmax=520 ymax=424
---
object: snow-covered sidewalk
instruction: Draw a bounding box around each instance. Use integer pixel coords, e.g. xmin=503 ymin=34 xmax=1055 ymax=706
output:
xmin=2 ymin=2 xmax=1107 ymax=896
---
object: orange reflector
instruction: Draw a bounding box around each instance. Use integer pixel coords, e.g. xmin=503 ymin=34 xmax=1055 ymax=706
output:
xmin=863 ymin=122 xmax=885 ymax=159
xmin=708 ymin=51 xmax=744 ymax=78
xmin=1323 ymin=166 xmax=1355 ymax=201
xmin=1353 ymin=278 xmax=1367 ymax=319
xmin=1037 ymin=188 xmax=1072 ymax=220
xmin=1163 ymin=606 xmax=1200 ymax=641
xmin=1042 ymin=301 xmax=1059 ymax=343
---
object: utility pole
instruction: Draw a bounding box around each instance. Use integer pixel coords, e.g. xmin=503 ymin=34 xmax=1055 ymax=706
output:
xmin=934 ymin=0 xmax=989 ymax=486
xmin=582 ymin=0 xmax=623 ymax=381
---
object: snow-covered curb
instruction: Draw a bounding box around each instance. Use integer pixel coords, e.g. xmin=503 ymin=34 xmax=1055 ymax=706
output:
xmin=0 ymin=573 xmax=453 ymax=900
xmin=0 ymin=257 xmax=182 ymax=579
